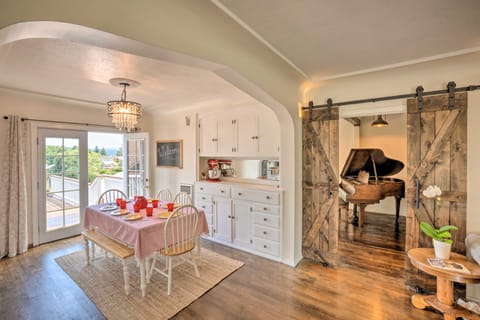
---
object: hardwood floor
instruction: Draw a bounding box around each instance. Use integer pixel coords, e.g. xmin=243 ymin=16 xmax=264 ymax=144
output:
xmin=0 ymin=236 xmax=443 ymax=320
xmin=339 ymin=211 xmax=406 ymax=251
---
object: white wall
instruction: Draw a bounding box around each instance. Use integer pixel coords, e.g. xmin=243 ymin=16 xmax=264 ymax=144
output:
xmin=150 ymin=110 xmax=197 ymax=197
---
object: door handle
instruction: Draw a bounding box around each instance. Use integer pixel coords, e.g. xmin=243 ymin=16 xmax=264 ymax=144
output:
xmin=415 ymin=178 xmax=420 ymax=209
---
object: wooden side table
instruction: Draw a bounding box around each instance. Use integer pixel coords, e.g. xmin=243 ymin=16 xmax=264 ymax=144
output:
xmin=408 ymin=248 xmax=480 ymax=320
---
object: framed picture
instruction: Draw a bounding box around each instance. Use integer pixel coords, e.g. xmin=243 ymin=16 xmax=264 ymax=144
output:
xmin=156 ymin=140 xmax=183 ymax=168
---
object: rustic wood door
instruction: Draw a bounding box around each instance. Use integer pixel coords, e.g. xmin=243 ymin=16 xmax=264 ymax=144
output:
xmin=302 ymin=107 xmax=339 ymax=266
xmin=406 ymin=92 xmax=467 ymax=288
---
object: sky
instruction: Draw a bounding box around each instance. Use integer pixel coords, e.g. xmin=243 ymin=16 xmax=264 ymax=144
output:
xmin=88 ymin=132 xmax=123 ymax=149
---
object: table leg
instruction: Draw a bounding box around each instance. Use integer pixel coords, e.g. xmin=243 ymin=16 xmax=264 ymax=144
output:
xmin=436 ymin=277 xmax=454 ymax=305
xmin=139 ymin=258 xmax=146 ymax=298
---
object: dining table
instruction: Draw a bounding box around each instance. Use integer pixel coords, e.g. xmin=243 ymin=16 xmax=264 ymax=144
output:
xmin=84 ymin=202 xmax=209 ymax=297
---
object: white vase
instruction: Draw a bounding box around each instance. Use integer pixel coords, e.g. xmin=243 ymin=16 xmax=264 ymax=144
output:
xmin=433 ymin=239 xmax=451 ymax=260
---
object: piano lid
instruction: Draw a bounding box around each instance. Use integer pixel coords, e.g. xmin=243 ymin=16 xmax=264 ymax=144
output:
xmin=340 ymin=148 xmax=404 ymax=178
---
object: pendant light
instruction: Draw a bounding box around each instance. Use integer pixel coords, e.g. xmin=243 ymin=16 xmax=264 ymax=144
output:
xmin=371 ymin=115 xmax=388 ymax=127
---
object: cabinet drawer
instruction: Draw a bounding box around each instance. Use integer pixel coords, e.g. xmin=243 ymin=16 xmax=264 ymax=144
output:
xmin=252 ymin=203 xmax=280 ymax=215
xmin=195 ymin=200 xmax=213 ymax=215
xmin=196 ymin=194 xmax=212 ymax=202
xmin=231 ymin=188 xmax=279 ymax=205
xmin=195 ymin=183 xmax=230 ymax=197
xmin=254 ymin=213 xmax=280 ymax=229
xmin=253 ymin=238 xmax=280 ymax=257
xmin=253 ymin=225 xmax=280 ymax=242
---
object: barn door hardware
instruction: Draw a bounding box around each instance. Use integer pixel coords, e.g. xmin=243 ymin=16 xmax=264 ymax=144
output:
xmin=447 ymin=81 xmax=456 ymax=110
xmin=308 ymin=100 xmax=314 ymax=122
xmin=415 ymin=178 xmax=420 ymax=209
xmin=327 ymin=98 xmax=333 ymax=120
xmin=416 ymin=86 xmax=424 ymax=112
xmin=327 ymin=176 xmax=332 ymax=199
xmin=301 ymin=82 xmax=479 ymax=113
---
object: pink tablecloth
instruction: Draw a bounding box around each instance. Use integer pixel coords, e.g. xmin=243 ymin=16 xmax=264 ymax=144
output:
xmin=84 ymin=204 xmax=209 ymax=259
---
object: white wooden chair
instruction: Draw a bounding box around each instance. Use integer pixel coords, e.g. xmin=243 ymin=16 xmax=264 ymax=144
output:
xmin=173 ymin=192 xmax=192 ymax=206
xmin=147 ymin=205 xmax=200 ymax=295
xmin=98 ymin=189 xmax=127 ymax=204
xmin=155 ymin=188 xmax=173 ymax=202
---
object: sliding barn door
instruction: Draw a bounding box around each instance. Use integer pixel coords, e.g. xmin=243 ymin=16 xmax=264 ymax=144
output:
xmin=302 ymin=108 xmax=339 ymax=266
xmin=406 ymin=92 xmax=467 ymax=288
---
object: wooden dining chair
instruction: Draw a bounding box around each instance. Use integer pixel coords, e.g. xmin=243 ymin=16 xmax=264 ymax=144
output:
xmin=155 ymin=188 xmax=173 ymax=202
xmin=97 ymin=189 xmax=128 ymax=204
xmin=173 ymin=192 xmax=192 ymax=206
xmin=147 ymin=205 xmax=200 ymax=295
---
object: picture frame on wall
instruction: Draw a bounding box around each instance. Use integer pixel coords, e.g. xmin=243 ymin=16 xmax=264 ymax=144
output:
xmin=156 ymin=140 xmax=183 ymax=168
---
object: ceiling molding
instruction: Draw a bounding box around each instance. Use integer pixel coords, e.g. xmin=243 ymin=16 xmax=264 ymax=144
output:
xmin=314 ymin=46 xmax=480 ymax=81
xmin=211 ymin=0 xmax=310 ymax=80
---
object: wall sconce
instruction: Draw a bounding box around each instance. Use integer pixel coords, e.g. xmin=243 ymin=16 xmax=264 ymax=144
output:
xmin=371 ymin=115 xmax=388 ymax=127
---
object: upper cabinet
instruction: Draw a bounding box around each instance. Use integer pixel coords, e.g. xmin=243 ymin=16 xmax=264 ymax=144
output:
xmin=199 ymin=108 xmax=280 ymax=158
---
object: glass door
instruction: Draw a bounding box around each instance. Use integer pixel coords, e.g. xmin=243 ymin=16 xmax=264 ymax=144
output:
xmin=123 ymin=132 xmax=149 ymax=198
xmin=38 ymin=129 xmax=87 ymax=243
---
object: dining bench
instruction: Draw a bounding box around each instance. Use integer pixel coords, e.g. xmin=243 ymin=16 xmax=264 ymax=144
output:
xmin=81 ymin=229 xmax=135 ymax=295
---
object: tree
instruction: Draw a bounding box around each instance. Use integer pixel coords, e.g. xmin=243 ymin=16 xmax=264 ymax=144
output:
xmin=116 ymin=147 xmax=123 ymax=157
xmin=94 ymin=145 xmax=99 ymax=153
xmin=100 ymin=147 xmax=107 ymax=156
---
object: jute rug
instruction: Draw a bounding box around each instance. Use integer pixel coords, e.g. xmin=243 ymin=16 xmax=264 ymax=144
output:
xmin=56 ymin=249 xmax=244 ymax=320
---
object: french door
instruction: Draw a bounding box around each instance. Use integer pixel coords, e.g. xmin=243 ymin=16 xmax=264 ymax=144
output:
xmin=124 ymin=132 xmax=150 ymax=198
xmin=38 ymin=129 xmax=87 ymax=244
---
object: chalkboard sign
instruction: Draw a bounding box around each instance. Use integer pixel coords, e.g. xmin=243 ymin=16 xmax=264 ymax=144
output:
xmin=156 ymin=140 xmax=183 ymax=168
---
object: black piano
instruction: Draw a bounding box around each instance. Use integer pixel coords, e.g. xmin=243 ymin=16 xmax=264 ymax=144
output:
xmin=339 ymin=148 xmax=405 ymax=228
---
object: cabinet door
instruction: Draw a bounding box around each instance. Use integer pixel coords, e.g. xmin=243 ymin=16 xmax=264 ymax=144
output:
xmin=232 ymin=200 xmax=252 ymax=248
xmin=217 ymin=118 xmax=238 ymax=155
xmin=199 ymin=117 xmax=218 ymax=155
xmin=237 ymin=113 xmax=258 ymax=156
xmin=257 ymin=112 xmax=280 ymax=157
xmin=214 ymin=197 xmax=232 ymax=242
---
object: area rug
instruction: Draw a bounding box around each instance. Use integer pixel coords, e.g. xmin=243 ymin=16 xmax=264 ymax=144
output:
xmin=55 ymin=249 xmax=244 ymax=320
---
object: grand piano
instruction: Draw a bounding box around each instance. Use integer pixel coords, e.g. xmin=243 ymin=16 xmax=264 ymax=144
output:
xmin=339 ymin=148 xmax=405 ymax=228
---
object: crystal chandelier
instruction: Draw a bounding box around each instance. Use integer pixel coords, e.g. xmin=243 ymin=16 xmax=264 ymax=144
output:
xmin=107 ymin=78 xmax=142 ymax=132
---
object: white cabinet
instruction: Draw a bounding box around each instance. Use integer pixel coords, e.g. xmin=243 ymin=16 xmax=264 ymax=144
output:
xmin=232 ymin=200 xmax=251 ymax=248
xmin=199 ymin=109 xmax=279 ymax=158
xmin=194 ymin=181 xmax=282 ymax=262
xmin=199 ymin=117 xmax=218 ymax=155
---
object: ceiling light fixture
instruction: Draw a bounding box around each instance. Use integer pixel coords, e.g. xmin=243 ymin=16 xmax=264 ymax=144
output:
xmin=107 ymin=78 xmax=142 ymax=132
xmin=371 ymin=115 xmax=388 ymax=127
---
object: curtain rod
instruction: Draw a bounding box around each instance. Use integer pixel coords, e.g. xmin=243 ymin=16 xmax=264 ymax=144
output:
xmin=2 ymin=116 xmax=115 ymax=128
xmin=302 ymin=82 xmax=480 ymax=111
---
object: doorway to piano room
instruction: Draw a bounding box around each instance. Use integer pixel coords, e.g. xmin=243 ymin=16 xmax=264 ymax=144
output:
xmin=338 ymin=112 xmax=407 ymax=252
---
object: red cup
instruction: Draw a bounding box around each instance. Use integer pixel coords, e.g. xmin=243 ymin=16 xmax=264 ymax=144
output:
xmin=152 ymin=199 xmax=159 ymax=208
xmin=167 ymin=202 xmax=174 ymax=212
xmin=146 ymin=206 xmax=153 ymax=216
xmin=133 ymin=204 xmax=141 ymax=213
xmin=120 ymin=200 xmax=127 ymax=209
xmin=116 ymin=198 xmax=122 ymax=206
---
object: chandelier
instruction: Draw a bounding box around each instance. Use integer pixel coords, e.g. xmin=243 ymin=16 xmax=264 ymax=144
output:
xmin=107 ymin=78 xmax=142 ymax=132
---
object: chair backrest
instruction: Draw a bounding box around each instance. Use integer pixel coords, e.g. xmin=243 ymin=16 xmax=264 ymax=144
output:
xmin=173 ymin=192 xmax=192 ymax=206
xmin=156 ymin=188 xmax=173 ymax=202
xmin=98 ymin=189 xmax=128 ymax=204
xmin=163 ymin=205 xmax=199 ymax=256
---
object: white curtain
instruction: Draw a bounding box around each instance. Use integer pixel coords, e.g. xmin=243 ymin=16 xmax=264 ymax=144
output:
xmin=0 ymin=115 xmax=29 ymax=258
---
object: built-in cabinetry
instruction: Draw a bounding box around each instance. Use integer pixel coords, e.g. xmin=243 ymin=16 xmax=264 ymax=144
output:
xmin=198 ymin=109 xmax=280 ymax=158
xmin=194 ymin=181 xmax=282 ymax=261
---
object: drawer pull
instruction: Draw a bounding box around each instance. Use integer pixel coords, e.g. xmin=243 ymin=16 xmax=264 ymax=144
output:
xmin=263 ymin=218 xmax=268 ymax=222
xmin=228 ymin=215 xmax=232 ymax=219
xmin=238 ymin=192 xmax=243 ymax=196
xmin=200 ymin=187 xmax=204 ymax=190
xmin=263 ymin=245 xmax=267 ymax=248
xmin=266 ymin=196 xmax=270 ymax=199
xmin=263 ymin=231 xmax=267 ymax=235
xmin=202 ymin=205 xmax=205 ymax=209
xmin=264 ymin=207 xmax=268 ymax=211
xmin=202 ymin=197 xmax=206 ymax=200
xmin=221 ymin=190 xmax=225 ymax=193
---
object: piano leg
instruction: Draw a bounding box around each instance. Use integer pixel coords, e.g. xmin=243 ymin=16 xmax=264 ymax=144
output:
xmin=352 ymin=204 xmax=358 ymax=226
xmin=395 ymin=196 xmax=402 ymax=231
xmin=358 ymin=204 xmax=366 ymax=227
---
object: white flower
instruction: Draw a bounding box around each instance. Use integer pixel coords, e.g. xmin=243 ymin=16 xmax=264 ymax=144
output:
xmin=422 ymin=185 xmax=442 ymax=198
